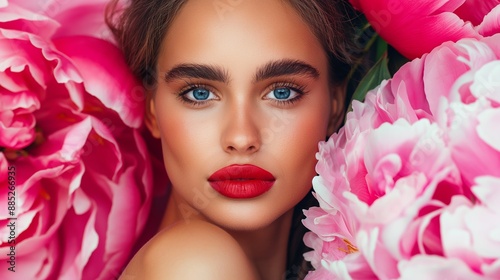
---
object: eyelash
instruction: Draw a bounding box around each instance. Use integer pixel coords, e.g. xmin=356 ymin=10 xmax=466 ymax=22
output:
xmin=176 ymin=82 xmax=216 ymax=107
xmin=176 ymin=81 xmax=308 ymax=107
xmin=266 ymin=81 xmax=307 ymax=106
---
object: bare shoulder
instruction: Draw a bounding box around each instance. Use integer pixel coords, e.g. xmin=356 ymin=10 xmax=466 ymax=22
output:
xmin=119 ymin=220 xmax=258 ymax=280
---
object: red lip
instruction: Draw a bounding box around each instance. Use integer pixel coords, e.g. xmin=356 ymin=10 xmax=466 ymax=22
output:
xmin=208 ymin=164 xmax=275 ymax=199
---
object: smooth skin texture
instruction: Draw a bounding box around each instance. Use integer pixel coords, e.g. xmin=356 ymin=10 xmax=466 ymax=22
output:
xmin=120 ymin=221 xmax=259 ymax=280
xmin=122 ymin=0 xmax=345 ymax=278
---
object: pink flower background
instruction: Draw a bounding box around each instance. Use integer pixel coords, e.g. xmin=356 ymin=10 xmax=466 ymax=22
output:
xmin=0 ymin=1 xmax=166 ymax=279
xmin=303 ymin=31 xmax=500 ymax=280
xmin=2 ymin=0 xmax=499 ymax=279
xmin=350 ymin=0 xmax=500 ymax=59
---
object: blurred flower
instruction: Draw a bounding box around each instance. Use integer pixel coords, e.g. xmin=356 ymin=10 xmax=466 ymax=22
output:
xmin=349 ymin=0 xmax=500 ymax=59
xmin=0 ymin=1 xmax=153 ymax=279
xmin=304 ymin=34 xmax=500 ymax=279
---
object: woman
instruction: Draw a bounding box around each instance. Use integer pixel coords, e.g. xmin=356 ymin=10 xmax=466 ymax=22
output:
xmin=107 ymin=0 xmax=358 ymax=279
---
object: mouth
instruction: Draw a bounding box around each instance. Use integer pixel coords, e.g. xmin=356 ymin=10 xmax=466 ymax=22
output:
xmin=208 ymin=164 xmax=275 ymax=199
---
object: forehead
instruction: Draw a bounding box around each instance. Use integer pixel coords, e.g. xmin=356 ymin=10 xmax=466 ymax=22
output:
xmin=158 ymin=0 xmax=328 ymax=75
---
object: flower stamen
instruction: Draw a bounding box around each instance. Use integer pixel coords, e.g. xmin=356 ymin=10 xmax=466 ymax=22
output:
xmin=338 ymin=238 xmax=358 ymax=254
xmin=39 ymin=187 xmax=51 ymax=200
xmin=2 ymin=149 xmax=28 ymax=160
xmin=57 ymin=113 xmax=78 ymax=123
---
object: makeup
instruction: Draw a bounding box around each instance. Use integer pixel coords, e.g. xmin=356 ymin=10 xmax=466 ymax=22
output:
xmin=208 ymin=164 xmax=275 ymax=199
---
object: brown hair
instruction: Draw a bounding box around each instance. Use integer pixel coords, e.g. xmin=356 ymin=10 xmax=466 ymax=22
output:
xmin=107 ymin=0 xmax=358 ymax=88
xmin=107 ymin=0 xmax=360 ymax=278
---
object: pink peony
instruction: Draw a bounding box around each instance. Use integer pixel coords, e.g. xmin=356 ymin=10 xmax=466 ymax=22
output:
xmin=0 ymin=1 xmax=154 ymax=279
xmin=349 ymin=0 xmax=500 ymax=59
xmin=304 ymin=34 xmax=500 ymax=279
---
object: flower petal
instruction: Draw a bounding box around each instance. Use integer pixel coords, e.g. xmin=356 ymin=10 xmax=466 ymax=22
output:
xmin=54 ymin=36 xmax=144 ymax=128
xmin=476 ymin=5 xmax=500 ymax=36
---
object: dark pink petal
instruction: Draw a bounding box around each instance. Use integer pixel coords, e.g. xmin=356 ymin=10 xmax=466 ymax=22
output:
xmin=0 ymin=153 xmax=6 ymax=183
xmin=354 ymin=0 xmax=482 ymax=59
xmin=54 ymin=36 xmax=144 ymax=128
xmin=455 ymin=0 xmax=500 ymax=25
xmin=0 ymin=2 xmax=59 ymax=39
xmin=52 ymin=3 xmax=113 ymax=41
xmin=476 ymin=5 xmax=500 ymax=36
xmin=0 ymin=110 xmax=35 ymax=149
xmin=58 ymin=203 xmax=98 ymax=279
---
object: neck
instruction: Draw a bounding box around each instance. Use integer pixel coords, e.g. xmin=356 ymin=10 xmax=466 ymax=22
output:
xmin=227 ymin=210 xmax=293 ymax=280
xmin=160 ymin=193 xmax=294 ymax=280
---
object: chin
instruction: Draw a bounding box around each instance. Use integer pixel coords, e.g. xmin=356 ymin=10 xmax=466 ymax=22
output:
xmin=200 ymin=198 xmax=296 ymax=232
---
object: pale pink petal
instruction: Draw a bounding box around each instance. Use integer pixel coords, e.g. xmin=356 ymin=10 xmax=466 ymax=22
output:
xmin=464 ymin=206 xmax=500 ymax=258
xmin=446 ymin=99 xmax=500 ymax=186
xmin=357 ymin=227 xmax=399 ymax=279
xmin=482 ymin=259 xmax=500 ymax=278
xmin=389 ymin=61 xmax=432 ymax=120
xmin=303 ymin=207 xmax=354 ymax=243
xmin=440 ymin=196 xmax=483 ymax=269
xmin=304 ymin=265 xmax=339 ymax=280
xmin=306 ymin=34 xmax=500 ymax=278
xmin=477 ymin=109 xmax=500 ymax=151
xmin=472 ymin=176 xmax=500 ymax=215
xmin=318 ymin=255 xmax=375 ymax=280
xmin=303 ymin=232 xmax=325 ymax=269
xmin=482 ymin=33 xmax=500 ymax=57
xmin=470 ymin=61 xmax=500 ymax=104
xmin=398 ymin=255 xmax=484 ymax=280
xmin=340 ymin=253 xmax=377 ymax=280
xmin=423 ymin=42 xmax=468 ymax=114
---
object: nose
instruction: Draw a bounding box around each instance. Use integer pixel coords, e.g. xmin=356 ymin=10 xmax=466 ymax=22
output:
xmin=221 ymin=104 xmax=261 ymax=155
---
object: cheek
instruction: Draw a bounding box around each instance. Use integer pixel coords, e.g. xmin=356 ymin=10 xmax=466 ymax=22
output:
xmin=273 ymin=100 xmax=331 ymax=186
xmin=154 ymin=101 xmax=208 ymax=178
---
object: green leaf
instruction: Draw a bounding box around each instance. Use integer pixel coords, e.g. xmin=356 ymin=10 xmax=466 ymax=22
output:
xmin=375 ymin=36 xmax=388 ymax=62
xmin=349 ymin=53 xmax=391 ymax=111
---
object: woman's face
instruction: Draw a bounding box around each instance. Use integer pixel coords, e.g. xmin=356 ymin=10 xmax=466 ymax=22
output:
xmin=151 ymin=0 xmax=342 ymax=230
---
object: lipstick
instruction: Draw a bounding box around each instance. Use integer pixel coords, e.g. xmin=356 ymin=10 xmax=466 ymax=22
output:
xmin=208 ymin=164 xmax=275 ymax=199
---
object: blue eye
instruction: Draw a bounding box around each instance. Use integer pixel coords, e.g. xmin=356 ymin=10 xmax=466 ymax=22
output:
xmin=181 ymin=86 xmax=217 ymax=103
xmin=192 ymin=88 xmax=210 ymax=100
xmin=265 ymin=86 xmax=301 ymax=102
xmin=273 ymin=88 xmax=291 ymax=99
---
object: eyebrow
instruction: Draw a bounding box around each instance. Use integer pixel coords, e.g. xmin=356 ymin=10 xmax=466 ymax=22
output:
xmin=164 ymin=64 xmax=229 ymax=83
xmin=254 ymin=59 xmax=319 ymax=82
xmin=163 ymin=59 xmax=319 ymax=84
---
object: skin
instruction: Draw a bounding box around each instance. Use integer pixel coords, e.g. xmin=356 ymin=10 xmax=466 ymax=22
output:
xmin=122 ymin=0 xmax=344 ymax=278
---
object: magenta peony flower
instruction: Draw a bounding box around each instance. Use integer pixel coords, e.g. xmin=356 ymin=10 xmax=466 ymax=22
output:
xmin=349 ymin=0 xmax=500 ymax=59
xmin=304 ymin=34 xmax=500 ymax=279
xmin=0 ymin=1 xmax=154 ymax=279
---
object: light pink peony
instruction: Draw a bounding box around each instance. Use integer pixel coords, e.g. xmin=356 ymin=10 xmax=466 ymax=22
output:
xmin=304 ymin=34 xmax=500 ymax=279
xmin=349 ymin=0 xmax=500 ymax=59
xmin=0 ymin=1 xmax=154 ymax=279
